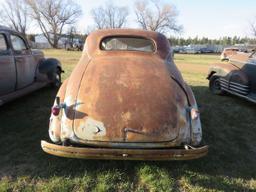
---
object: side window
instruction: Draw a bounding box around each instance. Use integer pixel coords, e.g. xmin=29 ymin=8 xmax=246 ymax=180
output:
xmin=0 ymin=34 xmax=8 ymax=53
xmin=11 ymin=34 xmax=27 ymax=51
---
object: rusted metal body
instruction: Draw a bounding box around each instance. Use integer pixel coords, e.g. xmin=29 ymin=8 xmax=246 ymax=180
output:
xmin=208 ymin=51 xmax=256 ymax=103
xmin=43 ymin=29 xmax=208 ymax=160
xmin=220 ymin=47 xmax=240 ymax=61
xmin=0 ymin=26 xmax=63 ymax=105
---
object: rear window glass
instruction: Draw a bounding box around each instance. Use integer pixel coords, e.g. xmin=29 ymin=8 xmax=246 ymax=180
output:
xmin=101 ymin=36 xmax=155 ymax=52
xmin=225 ymin=48 xmax=238 ymax=51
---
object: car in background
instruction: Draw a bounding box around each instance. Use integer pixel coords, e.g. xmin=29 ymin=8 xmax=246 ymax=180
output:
xmin=207 ymin=51 xmax=256 ymax=103
xmin=66 ymin=39 xmax=84 ymax=51
xmin=41 ymin=29 xmax=208 ymax=160
xmin=220 ymin=47 xmax=239 ymax=61
xmin=0 ymin=26 xmax=64 ymax=106
xmin=178 ymin=47 xmax=186 ymax=53
xmin=200 ymin=47 xmax=214 ymax=54
xmin=185 ymin=46 xmax=201 ymax=54
xmin=173 ymin=46 xmax=182 ymax=53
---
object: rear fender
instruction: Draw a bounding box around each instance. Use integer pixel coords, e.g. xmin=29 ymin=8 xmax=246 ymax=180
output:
xmin=207 ymin=63 xmax=249 ymax=86
xmin=38 ymin=58 xmax=64 ymax=81
xmin=207 ymin=63 xmax=238 ymax=80
xmin=49 ymin=78 xmax=68 ymax=143
xmin=184 ymin=84 xmax=202 ymax=146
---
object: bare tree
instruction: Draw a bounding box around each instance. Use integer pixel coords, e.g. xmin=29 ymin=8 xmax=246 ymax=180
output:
xmin=250 ymin=19 xmax=256 ymax=37
xmin=134 ymin=0 xmax=182 ymax=34
xmin=26 ymin=0 xmax=82 ymax=48
xmin=0 ymin=0 xmax=30 ymax=36
xmin=91 ymin=3 xmax=129 ymax=29
xmin=67 ymin=26 xmax=77 ymax=47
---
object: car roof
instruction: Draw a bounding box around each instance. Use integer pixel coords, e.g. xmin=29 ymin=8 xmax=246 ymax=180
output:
xmin=0 ymin=25 xmax=15 ymax=32
xmin=85 ymin=28 xmax=171 ymax=59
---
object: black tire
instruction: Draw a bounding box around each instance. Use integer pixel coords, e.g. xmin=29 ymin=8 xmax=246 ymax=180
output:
xmin=51 ymin=68 xmax=61 ymax=88
xmin=209 ymin=75 xmax=225 ymax=95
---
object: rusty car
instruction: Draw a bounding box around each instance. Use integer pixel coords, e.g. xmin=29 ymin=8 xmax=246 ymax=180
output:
xmin=41 ymin=29 xmax=208 ymax=160
xmin=208 ymin=51 xmax=256 ymax=103
xmin=0 ymin=26 xmax=63 ymax=106
xmin=220 ymin=47 xmax=240 ymax=61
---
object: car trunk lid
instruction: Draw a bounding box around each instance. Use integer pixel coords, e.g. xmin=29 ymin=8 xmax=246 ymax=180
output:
xmin=65 ymin=55 xmax=188 ymax=143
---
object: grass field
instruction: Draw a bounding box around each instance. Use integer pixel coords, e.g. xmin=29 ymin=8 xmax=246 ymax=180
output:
xmin=0 ymin=50 xmax=256 ymax=192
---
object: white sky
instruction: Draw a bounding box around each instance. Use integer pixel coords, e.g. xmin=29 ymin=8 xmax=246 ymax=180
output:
xmin=1 ymin=0 xmax=255 ymax=38
xmin=74 ymin=0 xmax=256 ymax=38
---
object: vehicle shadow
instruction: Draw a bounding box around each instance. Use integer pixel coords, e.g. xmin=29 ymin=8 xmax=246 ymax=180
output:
xmin=0 ymin=85 xmax=255 ymax=191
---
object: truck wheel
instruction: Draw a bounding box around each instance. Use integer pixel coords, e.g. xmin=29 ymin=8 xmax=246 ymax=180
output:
xmin=51 ymin=68 xmax=61 ymax=88
xmin=209 ymin=75 xmax=225 ymax=95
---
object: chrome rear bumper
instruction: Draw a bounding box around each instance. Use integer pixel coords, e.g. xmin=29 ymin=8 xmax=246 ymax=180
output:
xmin=41 ymin=140 xmax=208 ymax=160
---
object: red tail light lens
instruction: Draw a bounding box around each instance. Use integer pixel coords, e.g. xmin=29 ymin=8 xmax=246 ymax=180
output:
xmin=52 ymin=106 xmax=60 ymax=116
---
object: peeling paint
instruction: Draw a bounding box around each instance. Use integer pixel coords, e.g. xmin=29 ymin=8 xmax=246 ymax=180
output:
xmin=75 ymin=117 xmax=106 ymax=140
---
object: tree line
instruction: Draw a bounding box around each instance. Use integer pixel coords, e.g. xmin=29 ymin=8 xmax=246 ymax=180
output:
xmin=169 ymin=36 xmax=256 ymax=46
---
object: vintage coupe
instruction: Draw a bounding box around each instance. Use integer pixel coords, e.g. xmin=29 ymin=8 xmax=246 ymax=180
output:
xmin=41 ymin=29 xmax=208 ymax=160
xmin=208 ymin=51 xmax=256 ymax=103
xmin=0 ymin=26 xmax=63 ymax=105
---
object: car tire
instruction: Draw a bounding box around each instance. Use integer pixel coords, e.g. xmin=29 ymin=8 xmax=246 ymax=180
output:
xmin=209 ymin=75 xmax=225 ymax=95
xmin=51 ymin=68 xmax=61 ymax=88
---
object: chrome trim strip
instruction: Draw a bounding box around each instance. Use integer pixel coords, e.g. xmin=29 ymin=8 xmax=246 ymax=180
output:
xmin=229 ymin=84 xmax=249 ymax=92
xmin=229 ymin=88 xmax=247 ymax=95
xmin=220 ymin=84 xmax=248 ymax=95
xmin=220 ymin=83 xmax=228 ymax=88
xmin=229 ymin=81 xmax=249 ymax=88
xmin=219 ymin=81 xmax=249 ymax=92
xmin=220 ymin=78 xmax=249 ymax=88
xmin=219 ymin=80 xmax=228 ymax=85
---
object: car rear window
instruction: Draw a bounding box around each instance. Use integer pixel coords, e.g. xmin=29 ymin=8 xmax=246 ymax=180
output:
xmin=225 ymin=48 xmax=238 ymax=51
xmin=100 ymin=36 xmax=155 ymax=52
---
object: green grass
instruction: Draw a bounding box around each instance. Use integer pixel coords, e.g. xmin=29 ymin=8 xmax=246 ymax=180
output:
xmin=0 ymin=50 xmax=256 ymax=192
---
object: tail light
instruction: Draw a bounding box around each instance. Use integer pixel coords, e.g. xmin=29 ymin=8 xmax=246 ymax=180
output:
xmin=52 ymin=106 xmax=60 ymax=116
xmin=52 ymin=97 xmax=61 ymax=116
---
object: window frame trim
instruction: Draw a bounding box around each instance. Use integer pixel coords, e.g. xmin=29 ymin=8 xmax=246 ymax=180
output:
xmin=10 ymin=33 xmax=29 ymax=54
xmin=0 ymin=33 xmax=11 ymax=55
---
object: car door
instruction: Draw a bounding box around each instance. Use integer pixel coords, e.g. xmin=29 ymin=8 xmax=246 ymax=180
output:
xmin=0 ymin=33 xmax=16 ymax=96
xmin=10 ymin=34 xmax=36 ymax=89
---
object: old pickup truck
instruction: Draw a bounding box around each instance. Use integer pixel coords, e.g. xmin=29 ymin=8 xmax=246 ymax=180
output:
xmin=41 ymin=29 xmax=208 ymax=160
xmin=0 ymin=26 xmax=63 ymax=105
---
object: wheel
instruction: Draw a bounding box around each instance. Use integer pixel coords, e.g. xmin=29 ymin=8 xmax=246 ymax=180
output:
xmin=209 ymin=75 xmax=225 ymax=95
xmin=51 ymin=68 xmax=61 ymax=88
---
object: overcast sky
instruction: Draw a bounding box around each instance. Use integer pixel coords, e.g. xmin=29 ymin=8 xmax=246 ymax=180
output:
xmin=1 ymin=0 xmax=255 ymax=38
